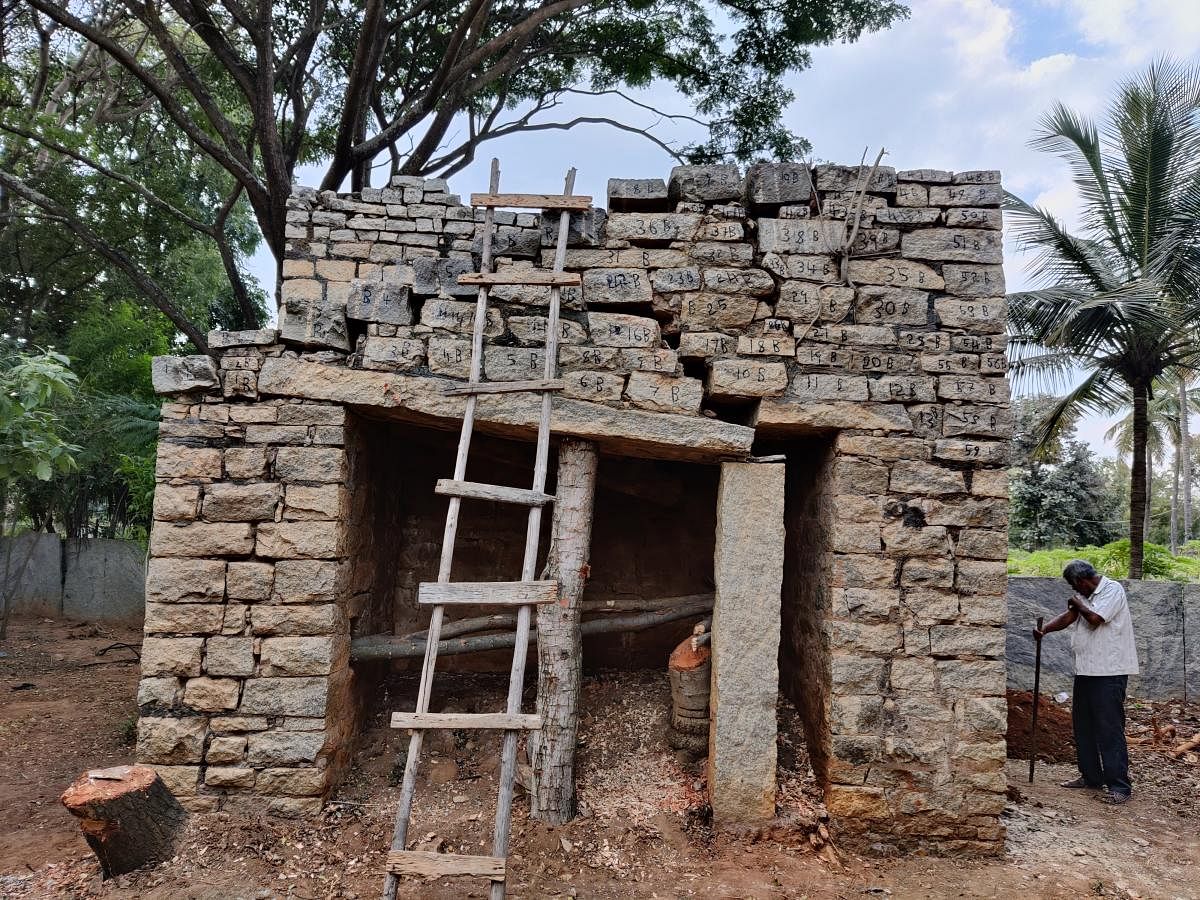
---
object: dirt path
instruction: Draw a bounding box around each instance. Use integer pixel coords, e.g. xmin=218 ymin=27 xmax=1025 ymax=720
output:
xmin=1 ymin=617 xmax=1198 ymax=900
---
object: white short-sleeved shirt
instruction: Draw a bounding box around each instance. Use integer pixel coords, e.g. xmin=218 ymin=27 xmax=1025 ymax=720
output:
xmin=1070 ymin=576 xmax=1139 ymax=676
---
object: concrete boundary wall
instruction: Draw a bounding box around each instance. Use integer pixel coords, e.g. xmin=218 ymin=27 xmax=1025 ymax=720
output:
xmin=0 ymin=535 xmax=145 ymax=624
xmin=1007 ymin=576 xmax=1200 ymax=701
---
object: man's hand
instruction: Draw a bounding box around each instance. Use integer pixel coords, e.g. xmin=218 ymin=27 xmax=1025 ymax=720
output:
xmin=1032 ymin=626 xmax=1045 ymax=641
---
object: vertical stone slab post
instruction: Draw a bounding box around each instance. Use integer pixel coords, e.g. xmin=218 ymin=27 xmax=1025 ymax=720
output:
xmin=708 ymin=461 xmax=785 ymax=825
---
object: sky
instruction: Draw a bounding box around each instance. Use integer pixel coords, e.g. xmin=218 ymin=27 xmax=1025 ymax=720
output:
xmin=247 ymin=0 xmax=1200 ymax=458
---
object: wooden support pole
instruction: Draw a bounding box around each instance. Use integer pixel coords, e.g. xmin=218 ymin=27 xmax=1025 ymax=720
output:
xmin=530 ymin=439 xmax=598 ymax=825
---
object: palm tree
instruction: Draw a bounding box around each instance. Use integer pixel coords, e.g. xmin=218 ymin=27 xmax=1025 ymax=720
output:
xmin=1007 ymin=59 xmax=1200 ymax=578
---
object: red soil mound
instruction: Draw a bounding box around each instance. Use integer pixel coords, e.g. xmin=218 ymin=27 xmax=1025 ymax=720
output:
xmin=1006 ymin=690 xmax=1075 ymax=764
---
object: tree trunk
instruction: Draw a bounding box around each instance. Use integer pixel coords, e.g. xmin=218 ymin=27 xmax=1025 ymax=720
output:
xmin=530 ymin=439 xmax=597 ymax=825
xmin=1145 ymin=453 xmax=1153 ymax=544
xmin=1130 ymin=383 xmax=1149 ymax=578
xmin=1182 ymin=377 xmax=1193 ymax=543
xmin=1171 ymin=443 xmax=1180 ymax=555
xmin=61 ymin=766 xmax=188 ymax=877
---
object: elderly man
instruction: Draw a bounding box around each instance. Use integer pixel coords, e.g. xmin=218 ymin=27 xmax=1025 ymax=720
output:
xmin=1032 ymin=559 xmax=1139 ymax=804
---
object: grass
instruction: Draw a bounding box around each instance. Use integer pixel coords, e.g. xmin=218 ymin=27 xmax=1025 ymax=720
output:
xmin=1008 ymin=540 xmax=1200 ymax=582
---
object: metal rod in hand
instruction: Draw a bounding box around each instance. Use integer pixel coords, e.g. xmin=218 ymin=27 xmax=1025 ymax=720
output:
xmin=1028 ymin=615 xmax=1044 ymax=784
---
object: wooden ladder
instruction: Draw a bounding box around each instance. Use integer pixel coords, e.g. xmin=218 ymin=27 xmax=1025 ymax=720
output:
xmin=381 ymin=159 xmax=589 ymax=900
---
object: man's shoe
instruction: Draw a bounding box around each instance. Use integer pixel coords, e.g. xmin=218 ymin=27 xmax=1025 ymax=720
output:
xmin=1060 ymin=777 xmax=1102 ymax=789
xmin=1100 ymin=791 xmax=1131 ymax=805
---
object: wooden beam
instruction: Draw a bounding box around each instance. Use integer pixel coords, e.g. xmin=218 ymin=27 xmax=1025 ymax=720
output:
xmin=457 ymin=270 xmax=581 ymax=287
xmin=443 ymin=379 xmax=564 ymax=396
xmin=470 ymin=192 xmax=591 ymax=210
xmin=387 ymin=850 xmax=506 ymax=880
xmin=390 ymin=712 xmax=541 ymax=730
xmin=417 ymin=580 xmax=559 ymax=606
xmin=435 ymin=479 xmax=554 ymax=507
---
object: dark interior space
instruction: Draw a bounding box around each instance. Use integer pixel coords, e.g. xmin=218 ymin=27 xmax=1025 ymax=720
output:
xmin=344 ymin=413 xmax=720 ymax=677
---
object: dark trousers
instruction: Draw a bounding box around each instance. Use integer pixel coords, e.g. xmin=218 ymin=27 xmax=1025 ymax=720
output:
xmin=1072 ymin=674 xmax=1131 ymax=795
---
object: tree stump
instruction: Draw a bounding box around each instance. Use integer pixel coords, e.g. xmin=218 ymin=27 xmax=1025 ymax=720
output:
xmin=61 ymin=765 xmax=188 ymax=877
xmin=666 ymin=632 xmax=711 ymax=755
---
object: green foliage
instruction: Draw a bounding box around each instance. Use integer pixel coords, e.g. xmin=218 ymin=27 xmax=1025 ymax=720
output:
xmin=1008 ymin=540 xmax=1200 ymax=582
xmin=0 ymin=349 xmax=80 ymax=483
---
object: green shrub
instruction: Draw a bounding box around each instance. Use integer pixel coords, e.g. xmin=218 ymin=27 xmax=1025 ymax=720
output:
xmin=1008 ymin=540 xmax=1200 ymax=582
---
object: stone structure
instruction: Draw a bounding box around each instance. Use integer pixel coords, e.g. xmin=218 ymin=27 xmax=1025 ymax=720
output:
xmin=141 ymin=162 xmax=1010 ymax=851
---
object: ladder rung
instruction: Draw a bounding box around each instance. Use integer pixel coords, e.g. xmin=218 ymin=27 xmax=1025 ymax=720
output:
xmin=387 ymin=850 xmax=506 ymax=880
xmin=470 ymin=192 xmax=591 ymax=210
xmin=443 ymin=378 xmax=565 ymax=396
xmin=418 ymin=581 xmax=559 ymax=606
xmin=390 ymin=712 xmax=541 ymax=730
xmin=457 ymin=270 xmax=581 ymax=287
xmin=436 ymin=479 xmax=554 ymax=507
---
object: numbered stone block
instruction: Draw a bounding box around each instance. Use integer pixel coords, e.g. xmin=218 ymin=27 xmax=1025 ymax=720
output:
xmin=696 ymin=220 xmax=746 ymax=242
xmin=789 ymin=372 xmax=869 ymax=401
xmin=921 ymin=352 xmax=981 ymax=374
xmin=794 ymin=343 xmax=853 ymax=370
xmin=745 ymin=162 xmax=813 ymax=208
xmin=953 ymin=170 xmax=1001 ymax=184
xmin=420 ymin=298 xmax=504 ymax=336
xmin=678 ymin=332 xmax=738 ymax=359
xmin=758 ymin=218 xmax=840 ymax=255
xmin=278 ymin=297 xmax=350 ymax=350
xmin=808 ymin=324 xmax=896 ymax=346
xmin=360 ymin=337 xmax=426 ymax=372
xmin=607 ymin=178 xmax=669 ymax=213
xmin=776 ymin=281 xmax=848 ymax=323
xmin=152 ymin=356 xmax=219 ymax=394
xmin=847 ymin=258 xmax=944 ymax=290
xmin=540 ymin=207 xmax=605 ymax=247
xmin=950 ymin=334 xmax=1006 ymax=355
xmin=737 ymin=334 xmax=796 ymax=356
xmin=898 ymin=330 xmax=952 ymax=353
xmin=901 ymin=228 xmax=1003 ymax=263
xmin=689 ymin=242 xmax=754 ymax=267
xmin=847 ymin=350 xmax=916 ymax=374
xmin=868 ymin=375 xmax=936 ymax=402
xmin=942 ymin=404 xmax=1013 ymax=438
xmin=707 ymin=360 xmax=788 ymax=398
xmin=605 ymin=213 xmax=701 ymax=244
xmin=618 ymin=348 xmax=678 ymax=373
xmin=934 ymin=440 xmax=1008 ymax=465
xmin=624 ymin=371 xmax=703 ymax=414
xmin=930 ymin=184 xmax=1003 ymax=207
xmin=587 ymin=312 xmax=660 ymax=348
xmin=582 ymin=268 xmax=652 ymax=305
xmin=855 ymin=287 xmax=929 ymax=325
xmin=814 ymin=164 xmax=898 ymax=193
xmin=507 ymin=315 xmax=588 ymax=346
xmin=560 ymin=345 xmax=620 ymax=371
xmin=762 ymin=252 xmax=840 ymax=283
xmin=934 ymin=297 xmax=1006 ymax=333
xmin=562 ymin=370 xmax=626 ymax=402
xmin=980 ymin=353 xmax=1007 ymax=374
xmin=898 ymin=168 xmax=953 ymax=183
xmin=668 ymin=165 xmax=743 ymax=202
xmin=651 ymin=267 xmax=702 ymax=293
xmin=346 ymin=280 xmax=413 ymax=325
xmin=942 ymin=264 xmax=1005 ymax=297
xmin=945 ymin=208 xmax=1002 ymax=229
xmin=484 ymin=346 xmax=546 ymax=381
xmin=875 ymin=207 xmax=940 ymax=226
xmin=426 ymin=337 xmax=473 ymax=377
xmin=936 ymin=376 xmax=1010 ymax=403
xmin=702 ymin=267 xmax=775 ymax=295
xmin=895 ymin=183 xmax=929 ymax=207
xmin=681 ymin=293 xmax=759 ymax=329
xmin=472 ymin=225 xmax=540 ymax=258
xmin=411 ymin=256 xmax=476 ymax=297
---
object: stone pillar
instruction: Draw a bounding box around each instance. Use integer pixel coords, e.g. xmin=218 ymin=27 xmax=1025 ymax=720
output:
xmin=708 ymin=461 xmax=785 ymax=825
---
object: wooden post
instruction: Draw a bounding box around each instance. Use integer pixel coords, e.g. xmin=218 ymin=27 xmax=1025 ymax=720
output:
xmin=61 ymin=765 xmax=188 ymax=877
xmin=530 ymin=439 xmax=597 ymax=824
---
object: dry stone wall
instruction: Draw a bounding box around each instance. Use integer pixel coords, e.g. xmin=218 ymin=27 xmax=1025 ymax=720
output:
xmin=143 ymin=161 xmax=1009 ymax=851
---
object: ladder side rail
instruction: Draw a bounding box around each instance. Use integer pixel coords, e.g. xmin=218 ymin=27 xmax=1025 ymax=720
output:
xmin=383 ymin=158 xmax=502 ymax=900
xmin=489 ymin=167 xmax=578 ymax=900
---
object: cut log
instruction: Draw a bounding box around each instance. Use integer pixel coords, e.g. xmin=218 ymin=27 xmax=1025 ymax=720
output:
xmin=531 ymin=439 xmax=597 ymax=825
xmin=61 ymin=765 xmax=188 ymax=877
xmin=666 ymin=631 xmax=711 ymax=754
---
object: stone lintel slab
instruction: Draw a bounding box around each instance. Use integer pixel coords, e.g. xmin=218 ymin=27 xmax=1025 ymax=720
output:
xmin=753 ymin=398 xmax=914 ymax=434
xmin=257 ymin=358 xmax=754 ymax=463
xmin=709 ymin=461 xmax=785 ymax=825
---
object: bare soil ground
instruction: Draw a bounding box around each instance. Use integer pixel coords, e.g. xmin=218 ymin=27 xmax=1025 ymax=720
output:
xmin=2 ymin=615 xmax=1199 ymax=900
